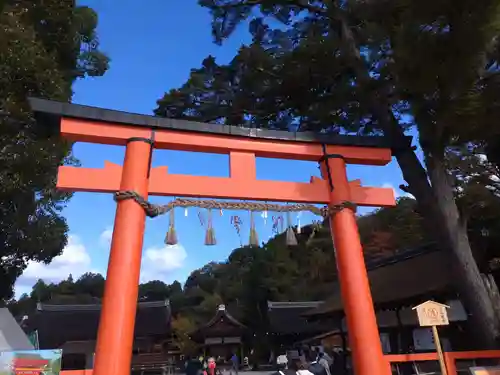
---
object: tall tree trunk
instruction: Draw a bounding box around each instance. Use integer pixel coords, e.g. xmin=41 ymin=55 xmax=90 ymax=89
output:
xmin=425 ymin=149 xmax=499 ymax=348
xmin=331 ymin=6 xmax=500 ymax=347
xmin=383 ymin=121 xmax=499 ymax=348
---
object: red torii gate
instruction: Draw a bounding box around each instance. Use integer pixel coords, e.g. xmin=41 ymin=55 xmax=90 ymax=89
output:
xmin=30 ymin=98 xmax=398 ymax=375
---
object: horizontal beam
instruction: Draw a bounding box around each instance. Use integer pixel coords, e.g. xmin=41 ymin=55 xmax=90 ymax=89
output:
xmin=57 ymin=163 xmax=396 ymax=207
xmin=60 ymin=119 xmax=392 ymax=165
xmin=29 ymin=97 xmax=407 ymax=149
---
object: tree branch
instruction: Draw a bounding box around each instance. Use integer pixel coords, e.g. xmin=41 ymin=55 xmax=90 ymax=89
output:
xmin=218 ymin=0 xmax=326 ymax=14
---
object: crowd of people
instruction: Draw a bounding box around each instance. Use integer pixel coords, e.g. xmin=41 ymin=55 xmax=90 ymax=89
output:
xmin=184 ymin=353 xmax=241 ymax=375
xmin=274 ymin=347 xmax=343 ymax=375
xmin=184 ymin=347 xmax=343 ymax=375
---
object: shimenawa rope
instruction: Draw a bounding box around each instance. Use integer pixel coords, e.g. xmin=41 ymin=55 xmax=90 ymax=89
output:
xmin=113 ymin=190 xmax=357 ymax=218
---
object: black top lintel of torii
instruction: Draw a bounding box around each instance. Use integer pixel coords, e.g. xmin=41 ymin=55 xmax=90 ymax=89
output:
xmin=28 ymin=97 xmax=412 ymax=149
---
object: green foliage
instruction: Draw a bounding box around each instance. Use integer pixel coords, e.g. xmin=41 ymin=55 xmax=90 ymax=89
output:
xmin=8 ymin=192 xmax=500 ymax=339
xmin=171 ymin=315 xmax=198 ymax=355
xmin=359 ymin=197 xmax=430 ymax=258
xmin=0 ymin=0 xmax=109 ymax=300
xmin=156 ymin=0 xmax=500 ymax=345
xmin=0 ymin=202 xmax=426 ymax=313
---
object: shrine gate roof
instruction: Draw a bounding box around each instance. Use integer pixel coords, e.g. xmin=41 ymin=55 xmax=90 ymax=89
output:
xmin=28 ymin=97 xmax=403 ymax=149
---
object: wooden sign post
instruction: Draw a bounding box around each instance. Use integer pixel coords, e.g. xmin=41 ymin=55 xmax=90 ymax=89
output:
xmin=413 ymin=301 xmax=450 ymax=375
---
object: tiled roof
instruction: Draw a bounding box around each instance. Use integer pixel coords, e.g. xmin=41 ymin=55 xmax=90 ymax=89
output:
xmin=267 ymin=301 xmax=324 ymax=309
xmin=267 ymin=301 xmax=331 ymax=335
xmin=26 ymin=300 xmax=171 ymax=349
xmin=304 ymin=244 xmax=453 ymax=317
xmin=191 ymin=305 xmax=247 ymax=339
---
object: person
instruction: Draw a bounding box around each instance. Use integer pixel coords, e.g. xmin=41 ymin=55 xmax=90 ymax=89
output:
xmin=271 ymin=354 xmax=289 ymax=375
xmin=198 ymin=355 xmax=206 ymax=372
xmin=230 ymin=353 xmax=239 ymax=375
xmin=306 ymin=351 xmax=327 ymax=375
xmin=317 ymin=352 xmax=331 ymax=375
xmin=299 ymin=347 xmax=309 ymax=369
xmin=330 ymin=349 xmax=342 ymax=375
xmin=289 ymin=357 xmax=314 ymax=375
xmin=315 ymin=348 xmax=333 ymax=367
xmin=185 ymin=356 xmax=203 ymax=375
xmin=207 ymin=357 xmax=216 ymax=375
xmin=243 ymin=356 xmax=249 ymax=370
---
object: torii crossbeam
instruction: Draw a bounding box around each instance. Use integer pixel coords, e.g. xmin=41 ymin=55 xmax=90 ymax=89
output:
xmin=30 ymin=97 xmax=400 ymax=375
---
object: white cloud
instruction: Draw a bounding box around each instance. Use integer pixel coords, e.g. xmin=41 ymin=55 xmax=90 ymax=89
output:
xmin=98 ymin=228 xmax=187 ymax=282
xmin=99 ymin=227 xmax=113 ymax=248
xmin=17 ymin=235 xmax=93 ymax=288
xmin=15 ymin=227 xmax=188 ymax=298
xmin=140 ymin=244 xmax=187 ymax=282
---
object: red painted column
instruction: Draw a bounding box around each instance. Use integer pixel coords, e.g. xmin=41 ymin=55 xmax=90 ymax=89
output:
xmin=93 ymin=137 xmax=153 ymax=375
xmin=320 ymin=155 xmax=388 ymax=375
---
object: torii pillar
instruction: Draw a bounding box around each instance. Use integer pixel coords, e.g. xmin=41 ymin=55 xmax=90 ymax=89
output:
xmin=29 ymin=97 xmax=398 ymax=375
xmin=320 ymin=154 xmax=387 ymax=375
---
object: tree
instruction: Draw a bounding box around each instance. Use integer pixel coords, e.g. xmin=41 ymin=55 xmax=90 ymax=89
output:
xmin=171 ymin=315 xmax=198 ymax=356
xmin=139 ymin=280 xmax=171 ymax=301
xmin=359 ymin=197 xmax=430 ymax=257
xmin=8 ymin=188 xmax=500 ymax=345
xmin=74 ymin=272 xmax=105 ymax=298
xmin=0 ymin=0 xmax=109 ymax=300
xmin=155 ymin=0 xmax=500 ymax=347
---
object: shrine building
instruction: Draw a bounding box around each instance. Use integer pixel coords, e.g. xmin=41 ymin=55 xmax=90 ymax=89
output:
xmin=302 ymin=244 xmax=472 ymax=375
xmin=190 ymin=304 xmax=248 ymax=361
xmin=24 ymin=301 xmax=175 ymax=374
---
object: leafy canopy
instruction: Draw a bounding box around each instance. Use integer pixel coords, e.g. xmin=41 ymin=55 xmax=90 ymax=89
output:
xmin=0 ymin=0 xmax=109 ymax=300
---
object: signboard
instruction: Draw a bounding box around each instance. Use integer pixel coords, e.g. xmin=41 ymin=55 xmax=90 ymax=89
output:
xmin=470 ymin=367 xmax=500 ymax=375
xmin=0 ymin=350 xmax=62 ymax=375
xmin=413 ymin=300 xmax=450 ymax=327
xmin=413 ymin=301 xmax=451 ymax=375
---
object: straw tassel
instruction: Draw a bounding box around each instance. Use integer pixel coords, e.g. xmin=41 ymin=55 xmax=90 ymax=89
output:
xmin=204 ymin=209 xmax=217 ymax=246
xmin=249 ymin=211 xmax=259 ymax=246
xmin=165 ymin=209 xmax=178 ymax=245
xmin=285 ymin=212 xmax=298 ymax=246
xmin=306 ymin=220 xmax=321 ymax=246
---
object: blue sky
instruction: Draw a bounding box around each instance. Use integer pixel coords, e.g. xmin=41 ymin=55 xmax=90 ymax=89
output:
xmin=15 ymin=0 xmax=411 ymax=297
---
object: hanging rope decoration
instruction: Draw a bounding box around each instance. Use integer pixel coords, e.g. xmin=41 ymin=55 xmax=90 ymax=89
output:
xmin=272 ymin=215 xmax=284 ymax=235
xmin=262 ymin=209 xmax=268 ymax=225
xmin=306 ymin=220 xmax=324 ymax=246
xmin=113 ymin=191 xmax=357 ymax=247
xmin=205 ymin=209 xmax=216 ymax=246
xmin=249 ymin=211 xmax=259 ymax=247
xmin=285 ymin=211 xmax=298 ymax=246
xmin=165 ymin=208 xmax=177 ymax=245
xmin=230 ymin=215 xmax=243 ymax=246
xmin=197 ymin=211 xmax=205 ymax=226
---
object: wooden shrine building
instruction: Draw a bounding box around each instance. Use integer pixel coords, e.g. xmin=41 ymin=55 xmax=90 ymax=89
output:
xmin=303 ymin=244 xmax=470 ymax=355
xmin=25 ymin=301 xmax=174 ymax=374
xmin=191 ymin=305 xmax=248 ymax=360
xmin=267 ymin=301 xmax=331 ymax=353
